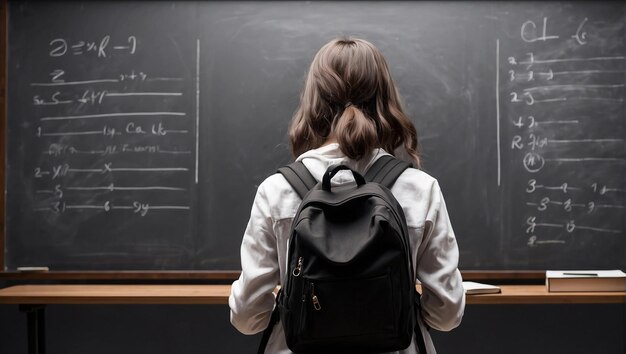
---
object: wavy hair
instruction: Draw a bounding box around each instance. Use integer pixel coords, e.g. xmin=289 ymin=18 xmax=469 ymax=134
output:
xmin=289 ymin=37 xmax=420 ymax=167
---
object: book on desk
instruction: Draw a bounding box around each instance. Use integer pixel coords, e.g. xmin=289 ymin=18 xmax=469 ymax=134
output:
xmin=462 ymin=281 xmax=501 ymax=295
xmin=546 ymin=270 xmax=626 ymax=292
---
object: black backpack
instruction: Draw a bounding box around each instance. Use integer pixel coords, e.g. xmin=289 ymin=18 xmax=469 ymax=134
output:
xmin=258 ymin=155 xmax=427 ymax=354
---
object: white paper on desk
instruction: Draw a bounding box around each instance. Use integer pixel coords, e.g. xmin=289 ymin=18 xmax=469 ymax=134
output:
xmin=462 ymin=281 xmax=501 ymax=295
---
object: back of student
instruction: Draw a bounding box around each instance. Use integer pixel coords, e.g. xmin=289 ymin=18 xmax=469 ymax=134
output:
xmin=229 ymin=37 xmax=465 ymax=354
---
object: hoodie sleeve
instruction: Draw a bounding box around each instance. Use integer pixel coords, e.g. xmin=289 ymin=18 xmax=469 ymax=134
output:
xmin=229 ymin=182 xmax=280 ymax=335
xmin=415 ymin=181 xmax=465 ymax=331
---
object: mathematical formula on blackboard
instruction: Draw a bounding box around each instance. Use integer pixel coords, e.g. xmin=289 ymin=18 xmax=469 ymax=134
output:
xmin=498 ymin=16 xmax=624 ymax=248
xmin=29 ymin=35 xmax=200 ymax=218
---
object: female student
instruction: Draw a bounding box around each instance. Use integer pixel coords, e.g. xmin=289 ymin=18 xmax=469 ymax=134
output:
xmin=229 ymin=37 xmax=465 ymax=353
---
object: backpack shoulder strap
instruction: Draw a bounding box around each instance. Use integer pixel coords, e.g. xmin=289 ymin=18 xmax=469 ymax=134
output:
xmin=277 ymin=161 xmax=317 ymax=199
xmin=368 ymin=156 xmax=427 ymax=354
xmin=364 ymin=155 xmax=412 ymax=188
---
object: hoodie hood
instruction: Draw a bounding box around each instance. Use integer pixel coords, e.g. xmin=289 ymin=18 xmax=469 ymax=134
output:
xmin=295 ymin=143 xmax=391 ymax=185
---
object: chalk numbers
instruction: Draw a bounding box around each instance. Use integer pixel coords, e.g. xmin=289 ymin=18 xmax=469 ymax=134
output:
xmin=525 ymin=179 xmax=614 ymax=214
xmin=31 ymin=32 xmax=195 ymax=218
xmin=507 ymin=16 xmax=625 ymax=246
xmin=509 ymin=91 xmax=535 ymax=105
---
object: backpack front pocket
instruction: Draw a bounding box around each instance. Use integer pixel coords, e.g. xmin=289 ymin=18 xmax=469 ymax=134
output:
xmin=300 ymin=270 xmax=398 ymax=343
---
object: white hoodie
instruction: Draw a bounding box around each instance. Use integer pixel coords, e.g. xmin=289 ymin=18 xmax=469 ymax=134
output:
xmin=229 ymin=143 xmax=465 ymax=354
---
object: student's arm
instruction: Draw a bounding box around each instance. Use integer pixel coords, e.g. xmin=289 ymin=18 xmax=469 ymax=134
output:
xmin=229 ymin=182 xmax=279 ymax=335
xmin=416 ymin=181 xmax=465 ymax=331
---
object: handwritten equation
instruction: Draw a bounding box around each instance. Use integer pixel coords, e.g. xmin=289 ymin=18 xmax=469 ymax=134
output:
xmin=48 ymin=35 xmax=137 ymax=58
xmin=29 ymin=35 xmax=200 ymax=217
xmin=498 ymin=16 xmax=625 ymax=248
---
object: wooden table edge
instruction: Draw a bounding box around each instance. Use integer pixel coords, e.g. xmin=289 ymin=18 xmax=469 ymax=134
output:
xmin=0 ymin=285 xmax=231 ymax=305
xmin=0 ymin=284 xmax=624 ymax=305
xmin=465 ymin=285 xmax=626 ymax=304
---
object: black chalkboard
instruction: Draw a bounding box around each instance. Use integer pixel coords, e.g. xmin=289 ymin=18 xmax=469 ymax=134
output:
xmin=5 ymin=1 xmax=625 ymax=271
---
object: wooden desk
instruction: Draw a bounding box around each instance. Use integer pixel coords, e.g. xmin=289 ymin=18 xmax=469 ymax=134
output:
xmin=0 ymin=284 xmax=232 ymax=305
xmin=1 ymin=284 xmax=625 ymax=354
xmin=463 ymin=285 xmax=626 ymax=304
xmin=2 ymin=284 xmax=624 ymax=305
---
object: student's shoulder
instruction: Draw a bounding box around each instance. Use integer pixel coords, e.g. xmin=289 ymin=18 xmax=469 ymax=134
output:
xmin=389 ymin=167 xmax=444 ymax=228
xmin=255 ymin=172 xmax=302 ymax=209
xmin=253 ymin=172 xmax=303 ymax=219
xmin=258 ymin=172 xmax=296 ymax=194
xmin=395 ymin=167 xmax=441 ymax=194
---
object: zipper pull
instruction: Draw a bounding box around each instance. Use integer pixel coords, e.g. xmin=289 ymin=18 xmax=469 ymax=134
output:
xmin=311 ymin=283 xmax=322 ymax=311
xmin=292 ymin=257 xmax=303 ymax=277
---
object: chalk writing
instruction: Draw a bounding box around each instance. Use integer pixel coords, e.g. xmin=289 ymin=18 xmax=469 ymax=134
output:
xmin=49 ymin=35 xmax=137 ymax=58
xmin=35 ymin=200 xmax=190 ymax=216
xmin=31 ymin=70 xmax=182 ymax=86
xmin=27 ymin=33 xmax=197 ymax=223
xmin=500 ymin=15 xmax=625 ymax=248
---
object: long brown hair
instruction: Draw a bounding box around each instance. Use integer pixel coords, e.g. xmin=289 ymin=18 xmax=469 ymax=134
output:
xmin=289 ymin=37 xmax=420 ymax=167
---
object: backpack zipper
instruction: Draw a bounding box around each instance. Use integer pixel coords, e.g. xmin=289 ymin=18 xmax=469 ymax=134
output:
xmin=293 ymin=256 xmax=303 ymax=277
xmin=310 ymin=282 xmax=322 ymax=311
